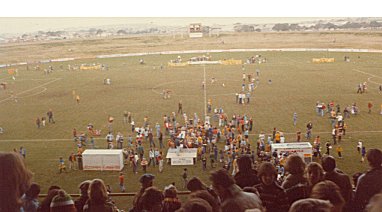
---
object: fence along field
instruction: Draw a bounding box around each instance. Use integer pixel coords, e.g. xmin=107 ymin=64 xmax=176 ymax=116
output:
xmin=0 ymin=50 xmax=382 ymax=209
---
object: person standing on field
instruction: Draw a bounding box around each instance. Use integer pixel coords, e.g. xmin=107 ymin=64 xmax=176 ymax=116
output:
xmin=68 ymin=152 xmax=77 ymax=170
xmin=36 ymin=117 xmax=41 ymax=128
xmin=368 ymin=101 xmax=373 ymax=113
xmin=178 ymin=100 xmax=183 ymax=114
xmin=336 ymin=145 xmax=343 ymax=159
xmin=76 ymin=95 xmax=80 ymax=104
xmin=119 ymin=172 xmax=126 ymax=192
xmin=47 ymin=109 xmax=55 ymax=124
xmin=293 ymin=112 xmax=297 ymax=126
xmin=123 ymin=111 xmax=128 ymax=124
xmin=182 ymin=168 xmax=188 ymax=189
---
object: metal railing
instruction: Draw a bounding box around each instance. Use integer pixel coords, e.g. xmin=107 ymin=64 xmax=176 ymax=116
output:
xmin=38 ymin=191 xmax=191 ymax=198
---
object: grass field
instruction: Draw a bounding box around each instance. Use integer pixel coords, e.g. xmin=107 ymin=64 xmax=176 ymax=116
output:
xmin=1 ymin=49 xmax=382 ymax=209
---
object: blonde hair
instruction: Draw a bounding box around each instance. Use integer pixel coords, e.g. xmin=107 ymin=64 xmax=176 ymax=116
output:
xmin=0 ymin=152 xmax=32 ymax=212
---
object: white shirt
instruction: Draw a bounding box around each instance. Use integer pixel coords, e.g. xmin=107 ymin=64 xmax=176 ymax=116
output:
xmin=149 ymin=150 xmax=154 ymax=158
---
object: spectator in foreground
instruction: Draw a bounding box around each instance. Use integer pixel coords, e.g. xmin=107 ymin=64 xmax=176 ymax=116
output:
xmin=283 ymin=155 xmax=309 ymax=205
xmin=131 ymin=173 xmax=155 ymax=212
xmin=0 ymin=152 xmax=32 ymax=212
xmin=187 ymin=176 xmax=220 ymax=203
xmin=255 ymin=162 xmax=289 ymax=212
xmin=21 ymin=182 xmax=41 ymax=212
xmin=354 ymin=148 xmax=382 ymax=211
xmin=178 ymin=198 xmax=213 ymax=212
xmin=83 ymin=179 xmax=117 ymax=212
xmin=234 ymin=155 xmax=260 ymax=188
xmin=38 ymin=189 xmax=60 ymax=212
xmin=321 ymin=155 xmax=352 ymax=210
xmin=189 ymin=190 xmax=221 ymax=212
xmin=288 ymin=198 xmax=332 ymax=212
xmin=366 ymin=193 xmax=382 ymax=212
xmin=162 ymin=184 xmax=181 ymax=212
xmin=310 ymin=180 xmax=345 ymax=212
xmin=282 ymin=155 xmax=307 ymax=189
xmin=140 ymin=187 xmax=164 ymax=212
xmin=74 ymin=180 xmax=91 ymax=212
xmin=187 ymin=176 xmax=208 ymax=193
xmin=306 ymin=162 xmax=324 ymax=194
xmin=50 ymin=189 xmax=77 ymax=212
xmin=210 ymin=168 xmax=262 ymax=212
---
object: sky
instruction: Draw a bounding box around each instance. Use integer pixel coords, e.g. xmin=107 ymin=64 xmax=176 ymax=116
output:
xmin=0 ymin=0 xmax=381 ymax=35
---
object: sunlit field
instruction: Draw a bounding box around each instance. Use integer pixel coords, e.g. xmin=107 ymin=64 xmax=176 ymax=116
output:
xmin=1 ymin=50 xmax=382 ymax=209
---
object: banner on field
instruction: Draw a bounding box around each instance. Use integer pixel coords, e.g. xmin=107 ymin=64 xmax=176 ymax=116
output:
xmin=312 ymin=58 xmax=335 ymax=63
xmin=171 ymin=157 xmax=194 ymax=165
xmin=221 ymin=59 xmax=242 ymax=65
xmin=80 ymin=64 xmax=101 ymax=70
xmin=168 ymin=62 xmax=188 ymax=67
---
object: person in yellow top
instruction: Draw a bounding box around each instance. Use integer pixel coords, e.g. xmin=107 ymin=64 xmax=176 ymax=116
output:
xmin=336 ymin=145 xmax=343 ymax=158
xmin=76 ymin=95 xmax=80 ymax=104
xmin=275 ymin=131 xmax=281 ymax=143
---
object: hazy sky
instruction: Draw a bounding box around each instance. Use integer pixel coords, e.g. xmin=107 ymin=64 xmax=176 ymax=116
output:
xmin=0 ymin=17 xmax=336 ymax=35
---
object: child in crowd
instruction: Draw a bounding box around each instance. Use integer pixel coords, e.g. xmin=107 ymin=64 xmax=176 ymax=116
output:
xmin=361 ymin=146 xmax=366 ymax=162
xmin=119 ymin=172 xmax=126 ymax=192
xmin=59 ymin=157 xmax=66 ymax=173
xmin=141 ymin=158 xmax=148 ymax=173
xmin=336 ymin=145 xmax=343 ymax=159
xmin=182 ymin=168 xmax=188 ymax=189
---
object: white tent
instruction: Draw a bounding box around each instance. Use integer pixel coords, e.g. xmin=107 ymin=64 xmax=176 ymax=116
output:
xmin=82 ymin=149 xmax=124 ymax=171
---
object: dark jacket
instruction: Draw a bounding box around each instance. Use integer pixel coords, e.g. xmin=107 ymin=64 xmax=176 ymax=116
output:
xmin=221 ymin=184 xmax=262 ymax=212
xmin=74 ymin=195 xmax=89 ymax=212
xmin=234 ymin=169 xmax=260 ymax=188
xmin=83 ymin=200 xmax=116 ymax=212
xmin=285 ymin=183 xmax=309 ymax=205
xmin=354 ymin=166 xmax=382 ymax=211
xmin=324 ymin=170 xmax=353 ymax=204
xmin=281 ymin=174 xmax=307 ymax=190
xmin=255 ymin=182 xmax=290 ymax=212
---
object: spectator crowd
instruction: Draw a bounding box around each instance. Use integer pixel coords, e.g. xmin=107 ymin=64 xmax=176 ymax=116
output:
xmin=1 ymin=147 xmax=382 ymax=212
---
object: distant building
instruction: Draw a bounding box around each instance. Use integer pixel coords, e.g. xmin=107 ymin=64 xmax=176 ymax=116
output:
xmin=189 ymin=23 xmax=203 ymax=38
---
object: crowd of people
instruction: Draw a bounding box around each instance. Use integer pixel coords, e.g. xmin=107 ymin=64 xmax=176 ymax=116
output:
xmin=1 ymin=148 xmax=382 ymax=212
xmin=2 ymin=64 xmax=382 ymax=212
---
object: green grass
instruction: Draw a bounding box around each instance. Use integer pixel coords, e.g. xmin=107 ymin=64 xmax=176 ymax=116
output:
xmin=1 ymin=51 xmax=382 ymax=210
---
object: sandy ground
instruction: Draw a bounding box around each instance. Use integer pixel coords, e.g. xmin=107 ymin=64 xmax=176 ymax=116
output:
xmin=1 ymin=31 xmax=382 ymax=64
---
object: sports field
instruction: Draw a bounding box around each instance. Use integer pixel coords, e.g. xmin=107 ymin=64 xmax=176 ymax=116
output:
xmin=1 ymin=49 xmax=382 ymax=208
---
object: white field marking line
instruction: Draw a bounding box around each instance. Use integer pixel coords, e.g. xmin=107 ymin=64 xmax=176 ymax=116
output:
xmin=367 ymin=77 xmax=382 ymax=88
xmin=2 ymin=130 xmax=382 ymax=143
xmin=151 ymin=78 xmax=248 ymax=97
xmin=354 ymin=69 xmax=382 ymax=79
xmin=151 ymin=79 xmax=204 ymax=95
xmin=17 ymin=87 xmax=47 ymax=98
xmin=354 ymin=69 xmax=382 ymax=92
xmin=0 ymin=78 xmax=61 ymax=103
xmin=203 ymin=65 xmax=207 ymax=120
